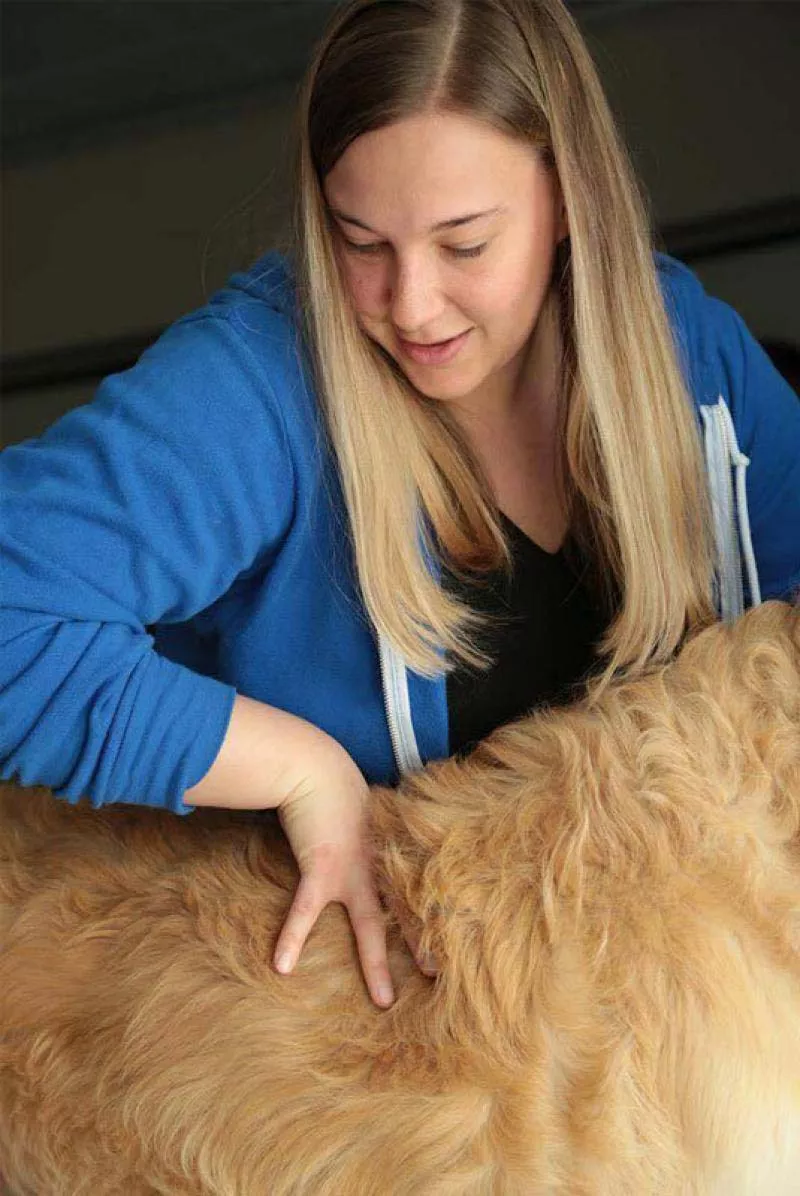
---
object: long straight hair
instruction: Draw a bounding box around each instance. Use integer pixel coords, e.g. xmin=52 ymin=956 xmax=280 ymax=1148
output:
xmin=291 ymin=0 xmax=716 ymax=684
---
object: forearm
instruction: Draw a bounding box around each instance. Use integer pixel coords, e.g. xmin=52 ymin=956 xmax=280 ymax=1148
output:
xmin=185 ymin=693 xmax=333 ymax=810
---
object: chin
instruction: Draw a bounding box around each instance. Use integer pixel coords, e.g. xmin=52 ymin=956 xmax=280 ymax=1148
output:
xmin=407 ymin=375 xmax=480 ymax=403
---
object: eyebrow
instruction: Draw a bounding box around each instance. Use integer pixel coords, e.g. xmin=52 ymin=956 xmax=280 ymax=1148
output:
xmin=329 ymin=205 xmax=506 ymax=234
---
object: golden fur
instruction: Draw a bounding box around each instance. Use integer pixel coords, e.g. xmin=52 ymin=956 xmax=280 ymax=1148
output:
xmin=1 ymin=601 xmax=799 ymax=1195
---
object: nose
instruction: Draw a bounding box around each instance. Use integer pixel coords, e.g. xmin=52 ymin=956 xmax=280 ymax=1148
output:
xmin=389 ymin=254 xmax=446 ymax=339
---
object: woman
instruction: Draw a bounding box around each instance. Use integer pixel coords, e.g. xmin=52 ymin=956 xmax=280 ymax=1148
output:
xmin=1 ymin=0 xmax=798 ymax=1011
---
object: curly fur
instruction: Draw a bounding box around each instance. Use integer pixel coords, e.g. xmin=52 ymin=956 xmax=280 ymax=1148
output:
xmin=1 ymin=601 xmax=798 ymax=1195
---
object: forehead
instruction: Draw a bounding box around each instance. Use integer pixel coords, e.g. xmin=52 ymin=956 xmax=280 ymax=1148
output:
xmin=324 ymin=111 xmax=542 ymax=222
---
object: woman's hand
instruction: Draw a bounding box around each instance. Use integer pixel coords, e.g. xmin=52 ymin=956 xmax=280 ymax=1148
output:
xmin=186 ymin=693 xmax=433 ymax=1002
xmin=272 ymin=736 xmax=396 ymax=1008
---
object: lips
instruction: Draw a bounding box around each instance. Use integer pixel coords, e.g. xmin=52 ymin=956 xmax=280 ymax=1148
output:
xmin=404 ymin=334 xmax=464 ymax=347
xmin=397 ymin=328 xmax=472 ymax=365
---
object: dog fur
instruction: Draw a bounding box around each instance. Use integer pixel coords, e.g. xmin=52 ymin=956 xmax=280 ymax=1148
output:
xmin=1 ymin=600 xmax=799 ymax=1195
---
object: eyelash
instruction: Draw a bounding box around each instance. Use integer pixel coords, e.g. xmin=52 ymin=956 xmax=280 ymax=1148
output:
xmin=343 ymin=239 xmax=487 ymax=259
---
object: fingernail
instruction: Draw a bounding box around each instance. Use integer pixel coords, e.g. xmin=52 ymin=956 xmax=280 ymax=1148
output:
xmin=377 ymin=983 xmax=394 ymax=1006
xmin=275 ymin=952 xmax=293 ymax=973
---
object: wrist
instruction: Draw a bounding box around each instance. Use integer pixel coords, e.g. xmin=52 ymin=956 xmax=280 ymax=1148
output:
xmin=186 ymin=694 xmax=341 ymax=810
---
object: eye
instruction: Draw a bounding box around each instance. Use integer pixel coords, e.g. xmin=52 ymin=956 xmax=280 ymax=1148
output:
xmin=448 ymin=244 xmax=487 ymax=259
xmin=342 ymin=239 xmax=384 ymax=256
xmin=343 ymin=239 xmax=488 ymax=259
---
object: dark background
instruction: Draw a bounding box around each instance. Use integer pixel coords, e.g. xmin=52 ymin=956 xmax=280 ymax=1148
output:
xmin=3 ymin=0 xmax=799 ymax=444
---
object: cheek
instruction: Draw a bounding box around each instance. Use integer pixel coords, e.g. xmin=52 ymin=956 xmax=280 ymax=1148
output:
xmin=341 ymin=260 xmax=385 ymax=320
xmin=468 ymin=268 xmax=532 ymax=331
xmin=484 ymin=243 xmax=555 ymax=327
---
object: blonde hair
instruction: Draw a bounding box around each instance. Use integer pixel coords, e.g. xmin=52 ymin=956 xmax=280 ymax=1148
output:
xmin=291 ymin=0 xmax=716 ymax=686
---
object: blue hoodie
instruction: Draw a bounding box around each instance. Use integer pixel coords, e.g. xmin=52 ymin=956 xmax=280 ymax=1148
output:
xmin=2 ymin=251 xmax=798 ymax=814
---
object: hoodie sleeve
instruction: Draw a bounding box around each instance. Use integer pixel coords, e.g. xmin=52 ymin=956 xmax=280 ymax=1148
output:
xmin=703 ymin=294 xmax=800 ymax=603
xmin=0 ymin=310 xmax=296 ymax=814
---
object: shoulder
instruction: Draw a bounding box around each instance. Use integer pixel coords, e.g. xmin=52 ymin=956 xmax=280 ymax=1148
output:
xmin=653 ymin=250 xmax=733 ymax=409
xmin=653 ymin=250 xmax=798 ymax=428
xmin=201 ymin=249 xmax=302 ymax=348
xmin=654 ymin=252 xmax=800 ymax=603
xmin=179 ymin=249 xmax=312 ymax=404
xmin=136 ymin=250 xmax=322 ymax=460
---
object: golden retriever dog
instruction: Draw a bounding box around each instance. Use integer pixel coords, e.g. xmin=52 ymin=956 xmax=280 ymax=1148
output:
xmin=1 ymin=601 xmax=799 ymax=1196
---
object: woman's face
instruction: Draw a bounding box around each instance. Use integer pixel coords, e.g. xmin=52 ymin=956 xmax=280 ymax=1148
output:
xmin=323 ymin=110 xmax=568 ymax=418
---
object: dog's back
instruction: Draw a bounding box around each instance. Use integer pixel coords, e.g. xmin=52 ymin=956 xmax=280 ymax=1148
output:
xmin=372 ymin=600 xmax=800 ymax=1193
xmin=0 ymin=602 xmax=798 ymax=1194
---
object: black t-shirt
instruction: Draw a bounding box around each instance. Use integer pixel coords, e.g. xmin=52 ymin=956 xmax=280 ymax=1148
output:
xmin=443 ymin=513 xmax=608 ymax=756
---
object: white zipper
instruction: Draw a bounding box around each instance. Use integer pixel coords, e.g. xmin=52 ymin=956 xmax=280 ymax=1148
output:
xmin=715 ymin=397 xmax=762 ymax=609
xmin=700 ymin=396 xmax=761 ymax=621
xmin=376 ymin=629 xmax=423 ymax=777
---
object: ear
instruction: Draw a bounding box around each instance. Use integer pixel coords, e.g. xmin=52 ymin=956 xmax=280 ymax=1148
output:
xmin=367 ymin=743 xmax=564 ymax=1060
xmin=368 ymin=747 xmax=515 ymax=945
xmin=368 ymin=755 xmax=481 ymax=916
xmin=367 ymin=736 xmax=552 ymax=959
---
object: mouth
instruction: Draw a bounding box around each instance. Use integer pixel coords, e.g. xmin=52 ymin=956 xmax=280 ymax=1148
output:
xmin=403 ymin=334 xmax=465 ymax=346
xmin=397 ymin=328 xmax=472 ymax=365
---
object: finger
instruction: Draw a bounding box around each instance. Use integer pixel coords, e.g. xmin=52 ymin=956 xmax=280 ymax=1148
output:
xmin=273 ymin=872 xmax=327 ymax=974
xmin=347 ymin=888 xmax=395 ymax=1008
